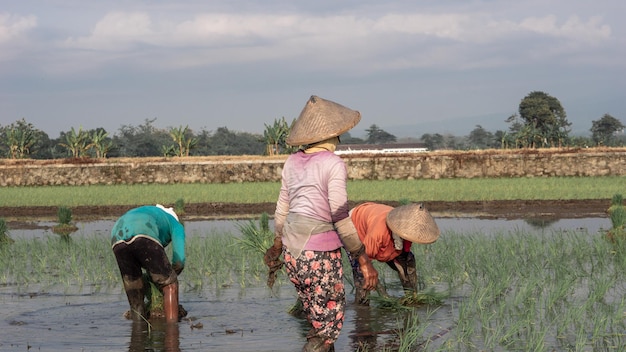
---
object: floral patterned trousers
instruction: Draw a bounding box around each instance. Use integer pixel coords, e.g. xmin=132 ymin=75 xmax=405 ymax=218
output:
xmin=284 ymin=248 xmax=346 ymax=344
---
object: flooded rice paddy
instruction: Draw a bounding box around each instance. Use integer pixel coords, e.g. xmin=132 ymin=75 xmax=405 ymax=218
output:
xmin=1 ymin=215 xmax=616 ymax=351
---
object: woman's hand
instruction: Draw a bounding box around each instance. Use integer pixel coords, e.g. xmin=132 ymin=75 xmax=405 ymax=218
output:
xmin=357 ymin=254 xmax=379 ymax=291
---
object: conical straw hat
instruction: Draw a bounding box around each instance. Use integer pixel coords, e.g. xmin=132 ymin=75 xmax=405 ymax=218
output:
xmin=286 ymin=95 xmax=361 ymax=146
xmin=386 ymin=203 xmax=440 ymax=244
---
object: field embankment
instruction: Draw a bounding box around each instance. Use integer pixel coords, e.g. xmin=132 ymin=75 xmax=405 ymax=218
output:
xmin=1 ymin=147 xmax=625 ymax=187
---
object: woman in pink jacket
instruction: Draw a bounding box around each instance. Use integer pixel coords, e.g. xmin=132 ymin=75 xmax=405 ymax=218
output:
xmin=265 ymin=95 xmax=378 ymax=352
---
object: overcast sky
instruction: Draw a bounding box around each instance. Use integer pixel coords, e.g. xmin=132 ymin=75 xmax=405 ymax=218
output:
xmin=1 ymin=0 xmax=624 ymax=139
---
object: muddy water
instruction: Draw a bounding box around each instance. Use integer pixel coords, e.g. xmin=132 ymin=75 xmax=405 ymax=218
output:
xmin=1 ymin=216 xmax=612 ymax=351
xmin=0 ymin=282 xmax=415 ymax=351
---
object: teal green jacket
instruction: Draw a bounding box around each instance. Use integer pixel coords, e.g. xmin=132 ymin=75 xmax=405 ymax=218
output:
xmin=111 ymin=205 xmax=186 ymax=269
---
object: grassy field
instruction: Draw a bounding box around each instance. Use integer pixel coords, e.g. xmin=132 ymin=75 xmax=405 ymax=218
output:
xmin=0 ymin=176 xmax=624 ymax=207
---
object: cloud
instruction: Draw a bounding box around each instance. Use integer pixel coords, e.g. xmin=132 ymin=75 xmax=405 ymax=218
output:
xmin=53 ymin=10 xmax=614 ymax=74
xmin=0 ymin=12 xmax=37 ymax=43
xmin=1 ymin=4 xmax=621 ymax=88
xmin=0 ymin=12 xmax=37 ymax=61
xmin=520 ymin=15 xmax=610 ymax=41
xmin=63 ymin=12 xmax=153 ymax=51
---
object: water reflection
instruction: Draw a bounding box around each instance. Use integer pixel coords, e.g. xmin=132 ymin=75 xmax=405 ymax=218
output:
xmin=129 ymin=320 xmax=180 ymax=352
xmin=349 ymin=305 xmax=381 ymax=351
xmin=523 ymin=218 xmax=559 ymax=229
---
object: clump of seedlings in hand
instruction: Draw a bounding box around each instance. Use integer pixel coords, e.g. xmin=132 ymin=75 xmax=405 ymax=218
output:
xmin=141 ymin=273 xmax=188 ymax=320
xmin=235 ymin=213 xmax=281 ymax=288
xmin=235 ymin=212 xmax=274 ymax=255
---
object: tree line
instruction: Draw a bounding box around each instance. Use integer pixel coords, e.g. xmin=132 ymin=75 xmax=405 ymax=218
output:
xmin=1 ymin=91 xmax=624 ymax=159
xmin=405 ymin=91 xmax=624 ymax=151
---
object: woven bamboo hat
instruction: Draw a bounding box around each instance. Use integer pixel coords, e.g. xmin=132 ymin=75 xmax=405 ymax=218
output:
xmin=386 ymin=203 xmax=440 ymax=244
xmin=286 ymin=95 xmax=361 ymax=146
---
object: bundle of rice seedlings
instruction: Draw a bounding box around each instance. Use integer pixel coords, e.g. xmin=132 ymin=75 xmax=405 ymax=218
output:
xmin=373 ymin=288 xmax=447 ymax=310
xmin=144 ymin=274 xmax=164 ymax=315
xmin=52 ymin=206 xmax=78 ymax=235
xmin=399 ymin=288 xmax=447 ymax=307
xmin=142 ymin=273 xmax=187 ymax=320
xmin=372 ymin=294 xmax=411 ymax=311
xmin=235 ymin=212 xmax=274 ymax=255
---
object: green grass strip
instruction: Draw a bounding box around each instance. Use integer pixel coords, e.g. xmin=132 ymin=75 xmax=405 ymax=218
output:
xmin=0 ymin=176 xmax=623 ymax=207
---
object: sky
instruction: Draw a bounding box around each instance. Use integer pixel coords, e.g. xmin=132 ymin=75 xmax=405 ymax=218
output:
xmin=1 ymin=0 xmax=625 ymax=140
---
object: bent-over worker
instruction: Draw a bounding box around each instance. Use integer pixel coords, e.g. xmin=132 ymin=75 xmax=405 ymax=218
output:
xmin=111 ymin=204 xmax=185 ymax=323
xmin=349 ymin=202 xmax=440 ymax=304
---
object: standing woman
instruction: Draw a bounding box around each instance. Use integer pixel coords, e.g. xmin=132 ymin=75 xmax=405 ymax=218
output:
xmin=265 ymin=95 xmax=379 ymax=352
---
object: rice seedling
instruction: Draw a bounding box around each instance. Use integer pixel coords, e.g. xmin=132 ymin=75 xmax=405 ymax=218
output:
xmin=440 ymin=228 xmax=626 ymax=350
xmin=0 ymin=218 xmax=13 ymax=245
xmin=183 ymin=232 xmax=270 ymax=294
xmin=608 ymin=193 xmax=623 ymax=214
xmin=610 ymin=206 xmax=625 ymax=230
xmin=174 ymin=198 xmax=185 ymax=217
xmin=605 ymin=195 xmax=626 ymax=243
xmin=394 ymin=308 xmax=431 ymax=351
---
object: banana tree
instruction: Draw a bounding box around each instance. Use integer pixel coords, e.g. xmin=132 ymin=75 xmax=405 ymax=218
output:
xmin=91 ymin=129 xmax=114 ymax=158
xmin=2 ymin=119 xmax=39 ymax=159
xmin=169 ymin=125 xmax=197 ymax=157
xmin=59 ymin=127 xmax=92 ymax=158
xmin=263 ymin=117 xmax=291 ymax=155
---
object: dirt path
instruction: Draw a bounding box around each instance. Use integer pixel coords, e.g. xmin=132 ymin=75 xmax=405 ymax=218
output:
xmin=1 ymin=199 xmax=611 ymax=229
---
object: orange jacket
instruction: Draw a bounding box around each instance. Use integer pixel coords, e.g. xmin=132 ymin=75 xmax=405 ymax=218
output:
xmin=350 ymin=202 xmax=403 ymax=262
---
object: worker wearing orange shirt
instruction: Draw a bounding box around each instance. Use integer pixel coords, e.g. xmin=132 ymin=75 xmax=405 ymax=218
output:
xmin=349 ymin=202 xmax=440 ymax=304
